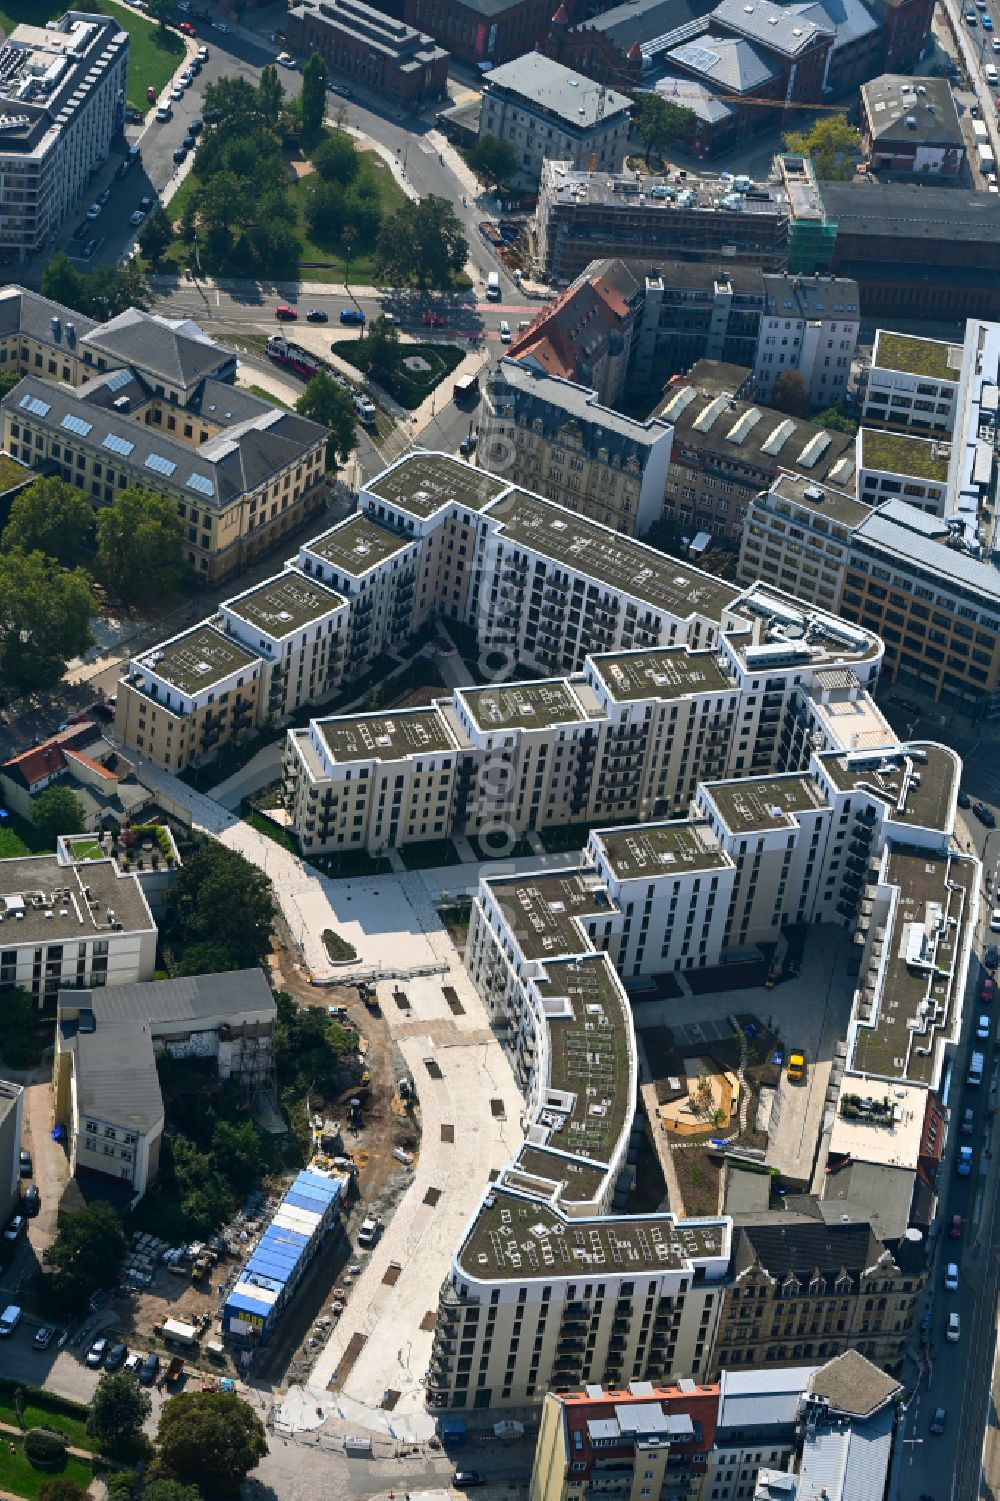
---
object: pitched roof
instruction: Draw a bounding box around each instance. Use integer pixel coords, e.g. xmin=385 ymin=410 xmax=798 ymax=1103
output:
xmin=793 ymin=0 xmax=879 ymax=47
xmin=806 ymin=1350 xmax=902 ymax=1419
xmin=711 ymin=0 xmax=833 ymax=53
xmin=732 ymin=1212 xmax=890 ymax=1280
xmin=2 ymin=722 xmax=99 ymax=790
xmin=668 ymin=32 xmax=779 ymax=90
xmin=82 ymin=309 xmax=234 ymax=390
xmin=509 ymin=264 xmax=640 ymax=382
xmin=861 ymin=72 xmax=963 ymax=147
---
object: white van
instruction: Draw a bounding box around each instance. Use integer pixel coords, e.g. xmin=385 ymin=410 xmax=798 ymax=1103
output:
xmin=486 ymin=271 xmax=500 ymax=301
xmin=986 ymin=63 xmax=999 ymax=83
xmin=946 ymin=1311 xmax=961 ymax=1343
xmin=0 ymin=1305 xmax=21 ymax=1336
xmin=968 ymin=1049 xmax=985 ymax=1086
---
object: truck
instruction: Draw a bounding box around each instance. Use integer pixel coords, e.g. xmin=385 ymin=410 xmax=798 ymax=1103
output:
xmin=974 ymin=119 xmax=990 ymax=143
xmin=486 ymin=271 xmax=500 ymax=301
xmin=979 ymin=144 xmax=996 ymax=175
xmin=357 ymin=1215 xmax=380 ymax=1246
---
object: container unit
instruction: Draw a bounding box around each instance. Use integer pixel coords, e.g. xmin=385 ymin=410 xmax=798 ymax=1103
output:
xmin=222 ymin=1168 xmax=343 ymax=1346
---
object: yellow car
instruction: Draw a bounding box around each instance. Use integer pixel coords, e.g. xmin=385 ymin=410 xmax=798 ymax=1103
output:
xmin=787 ymin=1051 xmax=805 ymax=1084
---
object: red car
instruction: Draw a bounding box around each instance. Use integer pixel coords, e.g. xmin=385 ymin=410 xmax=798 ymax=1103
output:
xmin=948 ymin=1214 xmax=962 ymax=1239
xmin=178 ymin=20 xmax=196 ymax=33
xmin=423 ymin=311 xmax=445 ymax=327
xmin=275 ymin=305 xmax=297 ymax=321
xmin=982 ymin=977 xmax=995 ymax=1004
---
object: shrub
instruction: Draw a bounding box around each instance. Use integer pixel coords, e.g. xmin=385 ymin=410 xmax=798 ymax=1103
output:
xmin=25 ymin=1428 xmax=68 ymax=1468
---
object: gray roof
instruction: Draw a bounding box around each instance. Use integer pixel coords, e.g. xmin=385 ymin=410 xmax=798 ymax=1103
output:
xmin=0 ymin=14 xmax=127 ymax=159
xmin=0 ymin=285 xmax=98 ymax=346
xmin=653 ymin=73 xmax=734 ymax=122
xmin=861 ymin=73 xmax=963 ymax=148
xmin=482 ymin=54 xmax=631 ymax=129
xmin=489 ymin=358 xmax=673 ymax=455
xmin=82 ymin=309 xmax=235 ymax=391
xmin=717 ymin=1365 xmax=819 ymax=1432
xmin=793 ymin=0 xmax=879 ymax=48
xmin=585 ymin=0 xmax=717 ymax=48
xmin=816 ymin=179 xmax=1000 ymax=241
xmin=797 ymin=1401 xmax=895 ymax=1501
xmin=806 ymin=1350 xmax=902 ymax=1419
xmin=853 ymin=499 xmax=1000 ymax=605
xmin=68 ymin=1018 xmax=164 ymax=1133
xmin=90 ymin=969 xmax=275 ymax=1027
xmin=668 ymin=33 xmax=779 ymax=91
xmin=711 ymin=0 xmax=833 ymax=53
xmin=762 ymin=272 xmax=859 ymax=319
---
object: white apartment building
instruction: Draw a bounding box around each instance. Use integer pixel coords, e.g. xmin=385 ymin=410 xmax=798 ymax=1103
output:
xmin=0 ymin=850 xmax=156 ymax=1003
xmin=862 ymin=329 xmax=962 ymax=435
xmin=477 ymin=53 xmax=631 ymax=189
xmin=299 ymin=512 xmax=421 ymax=674
xmin=856 ymin=427 xmax=950 ymax=514
xmin=738 ymin=473 xmax=871 ymax=609
xmin=0 ymin=14 xmax=128 ymax=262
xmin=753 ymin=274 xmax=860 ymax=409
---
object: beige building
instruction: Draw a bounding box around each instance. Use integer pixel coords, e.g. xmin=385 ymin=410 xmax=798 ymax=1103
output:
xmin=738 ymin=473 xmax=871 ymax=611
xmin=54 ymin=969 xmax=275 ymax=1198
xmin=478 ymin=54 xmax=631 ymax=189
xmin=0 ymin=298 xmax=329 ymax=582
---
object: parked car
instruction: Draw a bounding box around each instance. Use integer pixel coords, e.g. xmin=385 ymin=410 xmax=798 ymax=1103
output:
xmin=86 ymin=1337 xmax=109 ymax=1368
xmin=961 ymin=1106 xmax=975 ymax=1134
xmin=276 ymin=51 xmax=296 ymax=66
xmin=196 ymin=45 xmax=209 ymax=59
xmin=423 ymin=310 xmax=444 ymax=327
xmin=3 ymin=1215 xmax=24 ymax=1241
xmin=0 ymin=1305 xmax=21 ymax=1337
xmin=155 ymin=104 xmax=172 ymax=122
xmin=986 ymin=945 xmax=1000 ymax=970
xmin=82 ymin=239 xmax=98 ymax=260
xmin=169 ymin=86 xmax=184 ymax=101
xmin=178 ymin=20 xmax=196 ymax=33
xmin=786 ymin=1051 xmax=805 ymax=1083
xmin=944 ymin=1262 xmax=959 ymax=1292
xmin=124 ymin=1352 xmax=143 ymax=1375
xmin=86 ymin=202 xmax=101 ymax=220
xmin=974 ymin=801 xmax=996 ymax=827
xmin=957 ymin=1145 xmax=973 ymax=1175
xmin=957 ymin=789 xmax=971 ymax=809
xmin=949 ymin=1213 xmax=963 ymax=1238
xmin=459 ymin=434 xmax=477 ymax=456
xmin=983 ymin=977 xmax=995 ymax=1003
xmin=172 ymin=146 xmax=187 ymax=164
xmin=978 ymin=1013 xmax=992 ymax=1039
xmin=18 ymin=1150 xmax=31 ymax=1177
xmin=991 ymin=908 xmax=1000 ymax=932
xmin=97 ymin=186 xmax=112 ymax=206
xmin=190 ymin=117 xmax=204 ymax=135
xmin=276 ymin=305 xmax=297 ymax=321
xmin=453 ymin=1473 xmax=486 ymax=1489
xmin=105 ymin=1342 xmax=128 ymax=1371
xmin=139 ymin=1352 xmax=160 ymax=1385
xmin=328 ymin=81 xmax=353 ymax=97
xmin=340 ymin=307 xmax=365 ymax=325
xmin=946 ymin=1311 xmax=961 ymax=1342
xmin=21 ymin=1184 xmax=40 ymax=1216
xmin=182 ymin=134 xmax=196 ymax=149
xmin=129 ymin=209 xmax=146 ymax=227
xmin=33 ymin=1325 xmax=56 ymax=1348
xmin=139 ymin=195 xmax=155 ymax=211
xmin=306 ymin=308 xmax=328 ymax=322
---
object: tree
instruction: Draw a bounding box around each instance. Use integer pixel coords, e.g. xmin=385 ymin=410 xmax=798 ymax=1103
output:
xmin=305 ymin=180 xmax=345 ymax=246
xmin=3 ymin=478 xmax=94 ymax=565
xmin=634 ymin=94 xmax=697 ymax=163
xmin=467 ymin=133 xmax=517 ymax=189
xmin=813 ymin=402 xmax=857 ymax=435
xmin=202 ymin=75 xmax=262 ymax=130
xmin=784 ymin=114 xmax=860 ymax=180
xmin=300 ymin=51 xmax=329 ymax=145
xmin=105 ymin=1476 xmax=136 ymax=1501
xmin=771 ymin=369 xmax=811 ymax=418
xmin=258 ymin=63 xmax=284 ymax=128
xmin=38 ymin=1480 xmax=88 ymax=1501
xmin=296 ymin=370 xmax=357 ymax=472
xmin=138 ymin=207 xmax=173 ymax=267
xmin=376 ymin=196 xmax=468 ymax=287
xmin=0 ymin=368 xmax=22 ymax=399
xmin=40 ymin=253 xmax=89 ymax=315
xmin=0 ymin=550 xmax=94 ymax=694
xmin=94 ymin=487 xmax=186 ymax=601
xmin=196 ymin=171 xmax=244 ymax=236
xmin=39 ymin=255 xmax=149 ymax=319
xmin=32 ymin=786 xmax=86 ymax=844
xmin=152 ymin=1391 xmax=267 ymax=1497
xmin=311 ymin=130 xmax=358 ymax=184
xmin=141 ymin=1484 xmax=202 ymax=1501
xmin=210 ymin=1120 xmax=260 ymax=1195
xmin=90 ymin=1371 xmax=152 ymax=1456
xmin=146 ymin=0 xmax=173 ymax=29
xmin=42 ymin=1201 xmax=126 ymax=1315
xmin=162 ymin=839 xmax=276 ymax=972
xmin=363 ymin=315 xmax=400 ymax=384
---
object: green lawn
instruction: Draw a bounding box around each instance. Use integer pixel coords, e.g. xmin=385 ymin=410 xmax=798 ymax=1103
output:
xmin=399 ymin=838 xmax=461 ymax=871
xmin=329 ymin=339 xmax=466 ymax=410
xmin=64 ymin=835 xmax=104 ymax=861
xmin=243 ymin=804 xmax=300 ymax=856
xmin=0 ymin=1442 xmax=93 ymax=1499
xmin=322 ymin=928 xmax=357 ymax=963
xmin=0 ymin=453 xmax=31 ymax=496
xmin=0 ymin=824 xmax=34 ymax=859
xmin=0 ymin=1387 xmax=93 ymax=1453
xmin=0 ymin=809 xmax=52 ymax=857
xmin=245 ymin=384 xmax=292 ymax=409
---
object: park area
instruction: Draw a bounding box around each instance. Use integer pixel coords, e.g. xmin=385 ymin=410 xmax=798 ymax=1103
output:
xmin=328 ymin=338 xmax=465 ymax=409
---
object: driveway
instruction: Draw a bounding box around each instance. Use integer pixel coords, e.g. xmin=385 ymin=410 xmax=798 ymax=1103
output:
xmin=24 ymin=1079 xmax=67 ymax=1256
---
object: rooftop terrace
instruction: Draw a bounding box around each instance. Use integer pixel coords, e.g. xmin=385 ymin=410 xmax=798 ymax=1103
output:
xmin=596 ymin=821 xmax=731 ymax=882
xmin=460 ymin=680 xmax=589 ymax=732
xmin=704 ymin=774 xmax=829 ymax=834
xmin=222 ymin=570 xmax=346 ymax=638
xmin=137 ymin=624 xmax=258 ymax=695
xmin=457 ymin=1186 xmax=728 ymax=1281
xmin=850 ymin=846 xmax=974 ymax=1086
xmin=818 ymin=743 xmax=957 ymax=834
xmin=591 ymin=648 xmax=732 ymax=702
xmin=860 ymin=428 xmax=949 ymax=483
xmin=315 ymin=707 xmax=454 ymax=763
xmin=873 ymin=331 xmax=962 ymax=382
xmin=487 ymin=872 xmax=613 ymax=963
xmin=305 ymin=514 xmax=412 ymax=574
xmin=486 ymin=490 xmax=739 ymax=623
xmin=367 ymin=452 xmax=509 ymax=519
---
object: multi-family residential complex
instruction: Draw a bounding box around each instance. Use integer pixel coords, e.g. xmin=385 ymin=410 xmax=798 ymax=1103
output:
xmin=751 ymin=274 xmax=859 ymax=409
xmin=861 ymin=329 xmax=962 ymax=435
xmin=0 ymin=289 xmax=329 ymax=582
xmin=0 ymin=13 xmax=128 ymax=263
xmin=53 ymin=970 xmax=275 ymax=1197
xmin=477 ymin=55 xmax=631 ymax=187
xmin=479 ymin=359 xmax=674 ymax=537
xmin=738 ymin=473 xmax=871 ymax=610
xmin=0 ymin=847 xmax=157 ymax=1003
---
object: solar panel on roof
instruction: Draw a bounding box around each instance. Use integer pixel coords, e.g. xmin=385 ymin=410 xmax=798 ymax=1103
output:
xmin=145 ymin=452 xmax=176 ymax=477
xmin=102 ymin=432 xmax=135 ymax=457
xmin=19 ymin=394 xmax=50 ymax=418
xmin=61 ymin=413 xmax=93 ymax=437
xmin=106 ymin=368 xmax=132 ymax=392
xmin=186 ymin=472 xmax=214 ymax=497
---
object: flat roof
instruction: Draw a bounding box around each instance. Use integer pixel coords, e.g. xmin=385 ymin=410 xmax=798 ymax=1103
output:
xmin=850 ymin=847 xmax=974 ymax=1086
xmin=767 ymin=472 xmax=871 ymax=530
xmin=818 ymin=743 xmax=957 ymax=833
xmin=222 ymin=570 xmax=345 ymax=637
xmin=0 ymin=854 xmax=152 ymax=943
xmin=872 ymin=330 xmax=962 ymax=382
xmin=591 ymin=648 xmax=731 ymax=701
xmin=536 ymin=954 xmax=634 ymax=1163
xmin=486 ymin=488 xmax=739 ymax=622
xmin=596 ymin=821 xmax=731 ymax=881
xmin=139 ymin=624 xmax=258 ymax=695
xmin=315 ymin=707 xmax=454 ymax=762
xmin=367 ymin=452 xmax=509 ymax=519
xmin=460 ymin=680 xmax=589 ymax=731
xmin=860 ymin=428 xmax=949 ymax=483
xmin=482 ymin=54 xmax=631 ymax=129
xmin=512 ymin=1144 xmax=610 ymax=1205
xmin=306 ymin=514 xmax=412 ymax=573
xmin=704 ymin=774 xmax=829 ymax=833
xmin=828 ymin=1075 xmax=928 ymax=1170
xmin=457 ymin=1186 xmax=727 ymax=1281
xmin=487 ymin=872 xmax=613 ymax=962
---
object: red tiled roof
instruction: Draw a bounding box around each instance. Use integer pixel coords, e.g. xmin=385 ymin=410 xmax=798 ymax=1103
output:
xmin=508 ymin=269 xmax=634 ymax=385
xmin=64 ymin=748 xmax=117 ymax=782
xmin=2 ymin=722 xmax=97 ymax=790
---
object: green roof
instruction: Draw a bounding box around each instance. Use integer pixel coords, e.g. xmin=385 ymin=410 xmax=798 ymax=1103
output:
xmin=223 ymin=570 xmax=345 ymax=637
xmin=596 ymin=821 xmax=730 ymax=880
xmin=141 ymin=625 xmax=258 ymax=694
xmin=486 ymin=872 xmax=613 ymax=961
xmin=592 ymin=648 xmax=731 ymax=702
xmin=368 ymin=452 xmax=509 ymax=518
xmin=860 ymin=429 xmax=949 ymax=484
xmin=316 ymin=706 xmax=454 ymax=762
xmin=873 ymin=331 xmax=961 ymax=382
xmin=704 ymin=774 xmax=829 ymax=833
xmin=306 ymin=514 xmax=412 ymax=574
xmin=459 ymin=680 xmax=588 ymax=731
